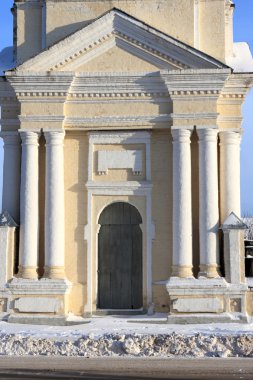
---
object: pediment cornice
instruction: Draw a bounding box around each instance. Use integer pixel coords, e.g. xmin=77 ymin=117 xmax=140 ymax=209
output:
xmin=13 ymin=9 xmax=228 ymax=73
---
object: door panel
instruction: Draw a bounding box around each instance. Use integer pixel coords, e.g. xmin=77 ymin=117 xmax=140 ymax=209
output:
xmin=98 ymin=203 xmax=142 ymax=309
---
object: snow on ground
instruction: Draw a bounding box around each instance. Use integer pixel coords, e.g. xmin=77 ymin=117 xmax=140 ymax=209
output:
xmin=0 ymin=315 xmax=253 ymax=338
xmin=0 ymin=315 xmax=253 ymax=357
xmin=0 ymin=47 xmax=15 ymax=75
xmin=227 ymin=42 xmax=253 ymax=72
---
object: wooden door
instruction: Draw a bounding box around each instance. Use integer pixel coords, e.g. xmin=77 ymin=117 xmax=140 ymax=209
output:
xmin=98 ymin=202 xmax=142 ymax=309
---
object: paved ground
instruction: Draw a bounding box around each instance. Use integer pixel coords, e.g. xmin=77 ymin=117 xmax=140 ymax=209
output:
xmin=0 ymin=357 xmax=252 ymax=380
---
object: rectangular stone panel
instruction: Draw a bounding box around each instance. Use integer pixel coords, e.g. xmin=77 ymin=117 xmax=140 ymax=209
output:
xmin=14 ymin=297 xmax=61 ymax=313
xmin=97 ymin=150 xmax=142 ymax=175
xmin=172 ymin=297 xmax=223 ymax=313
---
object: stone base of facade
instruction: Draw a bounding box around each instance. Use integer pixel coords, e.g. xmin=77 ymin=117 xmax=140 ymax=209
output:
xmin=167 ymin=313 xmax=248 ymax=324
xmin=166 ymin=277 xmax=249 ymax=323
xmin=8 ymin=314 xmax=89 ymax=326
xmin=7 ymin=278 xmax=72 ymax=323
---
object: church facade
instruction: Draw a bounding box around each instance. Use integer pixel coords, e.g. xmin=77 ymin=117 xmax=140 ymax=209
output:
xmin=0 ymin=0 xmax=253 ymax=324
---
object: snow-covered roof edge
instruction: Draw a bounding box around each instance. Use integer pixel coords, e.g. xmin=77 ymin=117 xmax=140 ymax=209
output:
xmin=227 ymin=42 xmax=253 ymax=73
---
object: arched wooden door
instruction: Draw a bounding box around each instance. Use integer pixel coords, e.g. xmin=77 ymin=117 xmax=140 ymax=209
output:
xmin=98 ymin=202 xmax=143 ymax=309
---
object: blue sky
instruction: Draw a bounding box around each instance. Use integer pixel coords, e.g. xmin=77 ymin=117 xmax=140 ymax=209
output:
xmin=0 ymin=0 xmax=253 ymax=214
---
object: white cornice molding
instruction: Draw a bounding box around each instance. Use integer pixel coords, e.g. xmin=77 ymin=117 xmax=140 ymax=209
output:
xmin=220 ymin=73 xmax=253 ymax=98
xmin=19 ymin=115 xmax=65 ymax=123
xmin=217 ymin=115 xmax=243 ymax=124
xmin=161 ymin=69 xmax=231 ymax=93
xmin=5 ymin=73 xmax=73 ymax=98
xmin=88 ymin=131 xmax=151 ymax=144
xmin=64 ymin=114 xmax=171 ymax=128
xmin=86 ymin=181 xmax=153 ymax=193
xmin=171 ymin=112 xmax=219 ymax=121
xmin=69 ymin=71 xmax=169 ymax=99
xmin=13 ymin=9 xmax=227 ymax=73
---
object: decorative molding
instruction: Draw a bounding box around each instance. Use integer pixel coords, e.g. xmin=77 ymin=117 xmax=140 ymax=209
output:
xmin=68 ymin=92 xmax=169 ymax=99
xmin=69 ymin=72 xmax=169 ymax=98
xmin=88 ymin=131 xmax=151 ymax=181
xmin=170 ymin=90 xmax=220 ymax=96
xmin=64 ymin=114 xmax=171 ymax=128
xmin=86 ymin=181 xmax=153 ymax=193
xmin=19 ymin=115 xmax=65 ymax=123
xmin=161 ymin=69 xmax=230 ymax=96
xmin=217 ymin=116 xmax=243 ymax=124
xmin=16 ymin=92 xmax=68 ymax=98
xmin=9 ymin=278 xmax=72 ymax=295
xmin=172 ymin=113 xmax=219 ymax=121
xmin=6 ymin=73 xmax=73 ymax=99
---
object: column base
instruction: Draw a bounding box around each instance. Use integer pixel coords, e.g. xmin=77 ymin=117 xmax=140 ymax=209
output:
xmin=171 ymin=265 xmax=193 ymax=278
xmin=18 ymin=266 xmax=38 ymax=279
xmin=43 ymin=266 xmax=65 ymax=279
xmin=198 ymin=264 xmax=221 ymax=279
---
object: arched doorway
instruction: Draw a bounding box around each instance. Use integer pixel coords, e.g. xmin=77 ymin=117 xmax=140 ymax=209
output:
xmin=98 ymin=202 xmax=143 ymax=309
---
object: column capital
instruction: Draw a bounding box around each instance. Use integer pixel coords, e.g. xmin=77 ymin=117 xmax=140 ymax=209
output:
xmin=171 ymin=127 xmax=193 ymax=142
xmin=197 ymin=128 xmax=218 ymax=142
xmin=0 ymin=131 xmax=20 ymax=145
xmin=19 ymin=130 xmax=40 ymax=145
xmin=44 ymin=130 xmax=65 ymax=145
xmin=219 ymin=130 xmax=242 ymax=145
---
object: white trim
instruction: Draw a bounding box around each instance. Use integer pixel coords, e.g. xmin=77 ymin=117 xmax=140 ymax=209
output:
xmin=65 ymin=115 xmax=171 ymax=128
xmin=19 ymin=115 xmax=65 ymax=123
xmin=84 ymin=131 xmax=153 ymax=315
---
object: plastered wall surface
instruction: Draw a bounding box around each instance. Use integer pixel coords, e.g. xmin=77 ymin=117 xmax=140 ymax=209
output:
xmin=15 ymin=0 xmax=233 ymax=64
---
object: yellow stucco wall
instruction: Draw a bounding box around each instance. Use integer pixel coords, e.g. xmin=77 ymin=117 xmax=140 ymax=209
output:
xmin=64 ymin=132 xmax=89 ymax=315
xmin=59 ymin=130 xmax=203 ymax=315
xmin=15 ymin=0 xmax=233 ymax=64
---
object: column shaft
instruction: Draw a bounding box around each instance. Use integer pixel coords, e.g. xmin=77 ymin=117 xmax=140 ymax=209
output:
xmin=44 ymin=131 xmax=65 ymax=279
xmin=197 ymin=128 xmax=220 ymax=278
xmin=171 ymin=128 xmax=193 ymax=278
xmin=219 ymin=131 xmax=241 ymax=223
xmin=19 ymin=131 xmax=40 ymax=279
xmin=0 ymin=132 xmax=21 ymax=223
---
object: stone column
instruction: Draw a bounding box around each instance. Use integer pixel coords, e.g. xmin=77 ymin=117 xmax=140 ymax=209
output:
xmin=219 ymin=131 xmax=241 ymax=223
xmin=197 ymin=128 xmax=220 ymax=278
xmin=0 ymin=132 xmax=21 ymax=223
xmin=44 ymin=131 xmax=65 ymax=279
xmin=19 ymin=131 xmax=40 ymax=279
xmin=171 ymin=127 xmax=193 ymax=278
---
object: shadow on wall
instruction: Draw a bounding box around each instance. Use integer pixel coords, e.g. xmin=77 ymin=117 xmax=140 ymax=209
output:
xmin=0 ymin=46 xmax=15 ymax=75
xmin=241 ymin=88 xmax=253 ymax=217
xmin=0 ymin=139 xmax=3 ymax=211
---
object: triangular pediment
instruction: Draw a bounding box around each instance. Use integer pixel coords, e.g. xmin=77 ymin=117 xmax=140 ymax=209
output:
xmin=16 ymin=9 xmax=228 ymax=73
